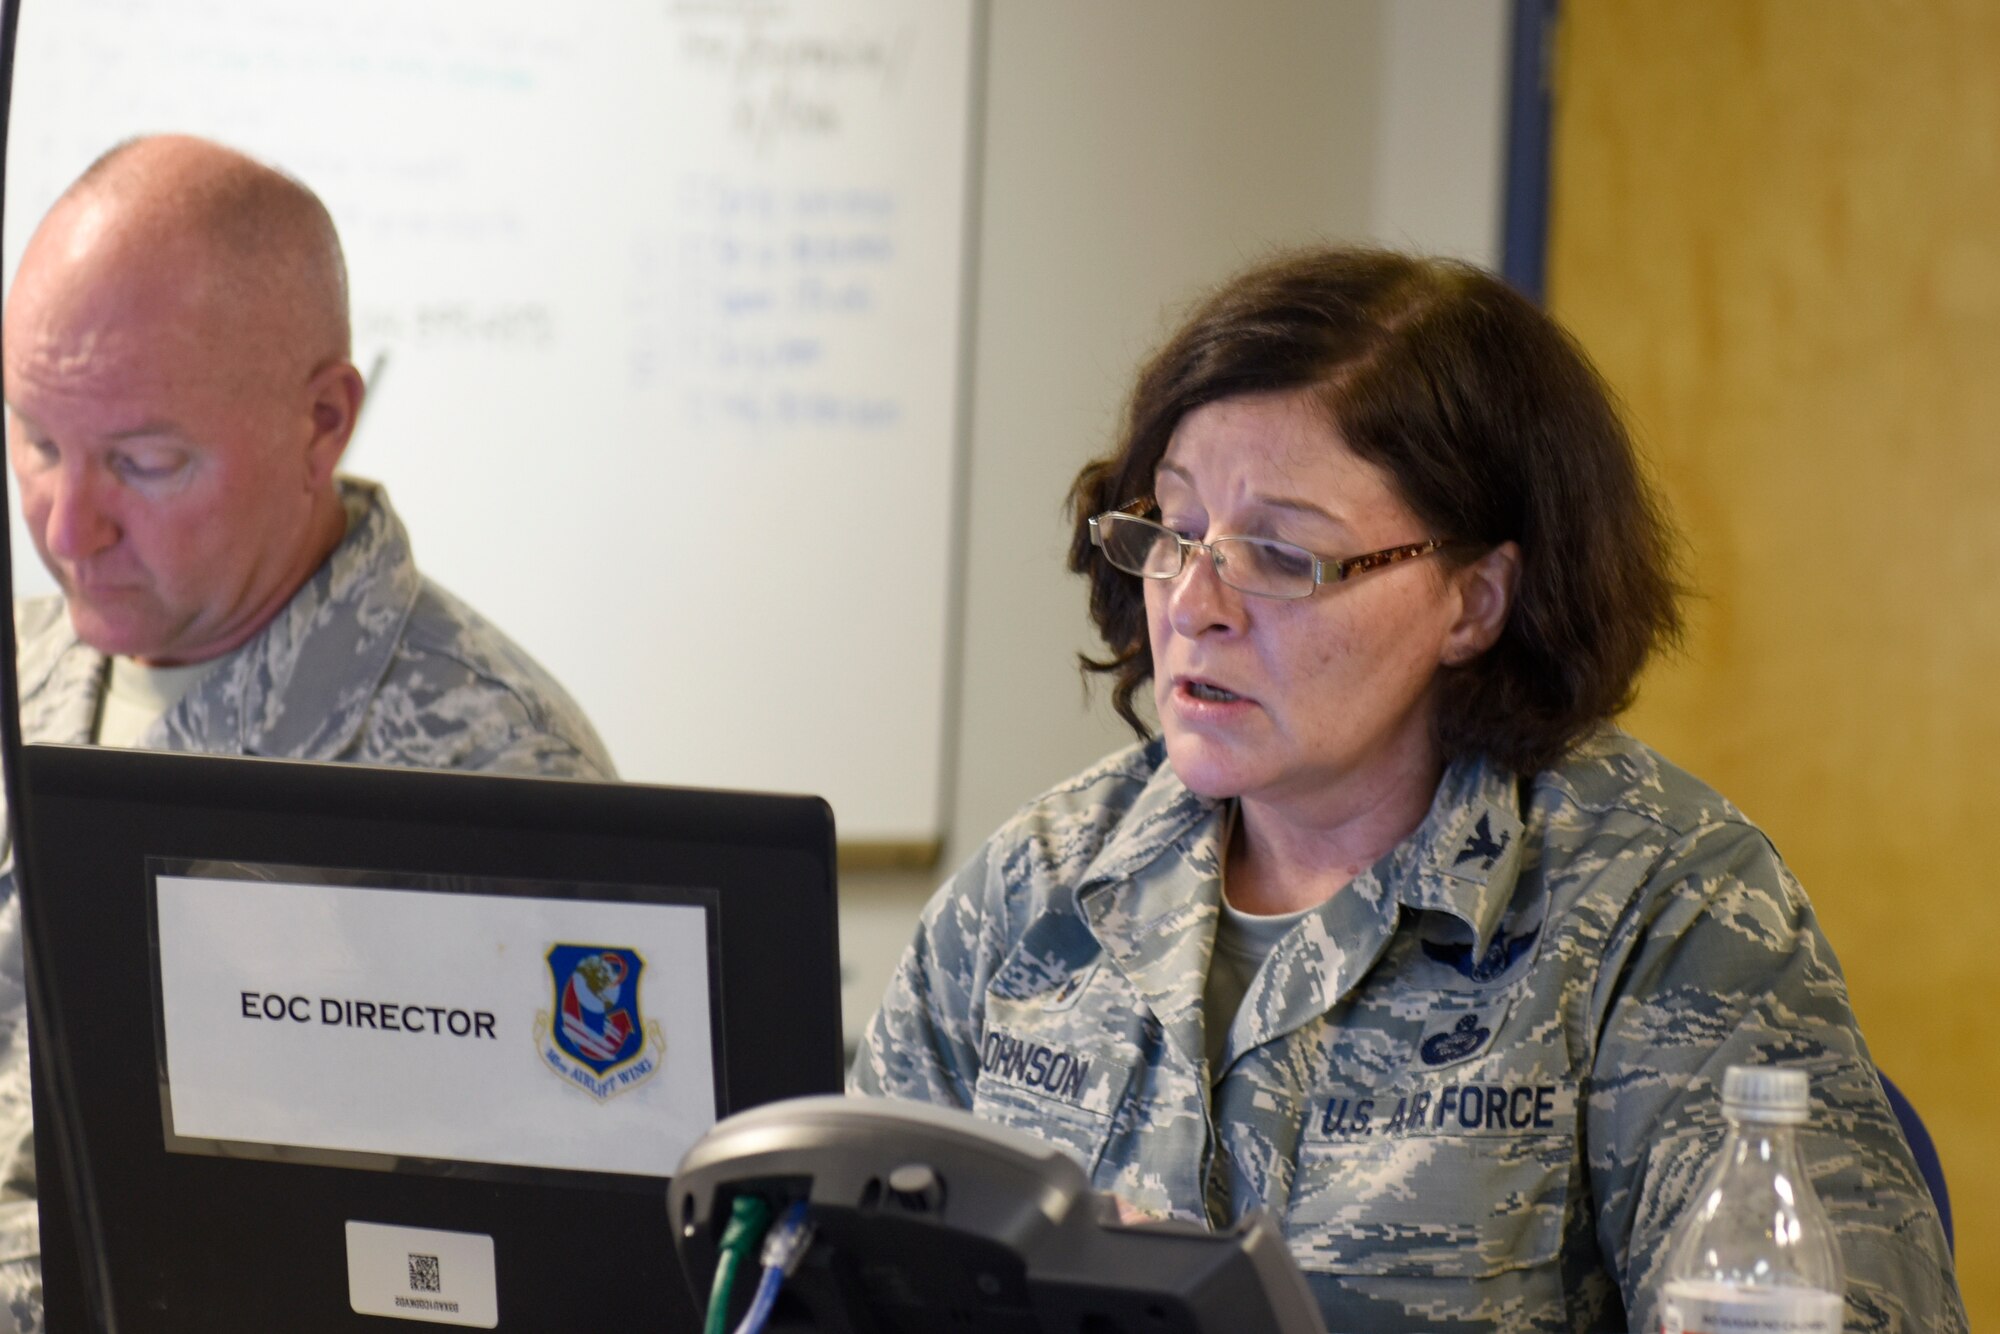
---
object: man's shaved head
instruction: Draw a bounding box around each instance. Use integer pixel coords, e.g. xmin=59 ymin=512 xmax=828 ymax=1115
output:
xmin=4 ymin=135 xmax=365 ymax=665
xmin=45 ymin=133 xmax=352 ymax=370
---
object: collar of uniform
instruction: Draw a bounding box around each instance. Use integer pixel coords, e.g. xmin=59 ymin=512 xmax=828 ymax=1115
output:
xmin=1225 ymin=852 xmax=1404 ymax=1064
xmin=160 ymin=477 xmax=422 ymax=760
xmin=1074 ymin=777 xmax=1226 ymax=1073
xmin=1065 ymin=743 xmax=1527 ymax=1014
xmin=1071 ymin=738 xmax=1221 ymax=897
xmin=13 ymin=597 xmax=105 ymax=745
xmin=1393 ymin=751 xmax=1527 ymax=957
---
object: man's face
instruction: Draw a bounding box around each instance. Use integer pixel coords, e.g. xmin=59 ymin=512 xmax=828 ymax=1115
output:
xmin=4 ymin=210 xmax=322 ymax=665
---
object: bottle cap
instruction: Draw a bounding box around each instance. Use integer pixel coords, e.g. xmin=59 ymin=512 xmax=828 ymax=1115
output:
xmin=1721 ymin=1064 xmax=1810 ymax=1123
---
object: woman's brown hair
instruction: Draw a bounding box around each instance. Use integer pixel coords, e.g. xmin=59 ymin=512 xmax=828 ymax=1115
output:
xmin=1068 ymin=246 xmax=1683 ymax=775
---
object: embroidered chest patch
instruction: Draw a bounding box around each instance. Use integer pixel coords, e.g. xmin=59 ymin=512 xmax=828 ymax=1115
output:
xmin=1420 ymin=924 xmax=1541 ymax=984
xmin=1413 ymin=997 xmax=1509 ymax=1070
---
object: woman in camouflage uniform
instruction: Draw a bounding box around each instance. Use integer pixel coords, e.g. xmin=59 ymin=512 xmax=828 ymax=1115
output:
xmin=852 ymin=248 xmax=1964 ymax=1334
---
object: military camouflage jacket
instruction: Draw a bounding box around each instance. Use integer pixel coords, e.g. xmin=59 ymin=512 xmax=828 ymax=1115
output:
xmin=852 ymin=733 xmax=1965 ymax=1334
xmin=0 ymin=478 xmax=614 ymax=1331
xmin=12 ymin=478 xmax=613 ymax=777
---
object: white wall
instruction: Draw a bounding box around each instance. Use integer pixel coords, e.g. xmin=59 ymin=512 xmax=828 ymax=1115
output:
xmin=837 ymin=0 xmax=1512 ymax=1050
xmin=1372 ymin=1 xmax=1513 ymax=263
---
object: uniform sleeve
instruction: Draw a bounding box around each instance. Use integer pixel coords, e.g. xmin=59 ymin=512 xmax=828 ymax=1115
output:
xmin=446 ymin=669 xmax=617 ymax=781
xmin=1585 ymin=822 xmax=1965 ymax=1334
xmin=0 ymin=886 xmax=44 ymax=1334
xmin=846 ymin=842 xmax=1010 ymax=1109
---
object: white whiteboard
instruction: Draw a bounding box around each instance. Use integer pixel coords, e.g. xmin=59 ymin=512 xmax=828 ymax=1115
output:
xmin=4 ymin=0 xmax=977 ymax=848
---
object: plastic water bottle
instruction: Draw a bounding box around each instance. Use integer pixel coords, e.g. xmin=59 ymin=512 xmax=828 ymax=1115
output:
xmin=1656 ymin=1066 xmax=1846 ymax=1334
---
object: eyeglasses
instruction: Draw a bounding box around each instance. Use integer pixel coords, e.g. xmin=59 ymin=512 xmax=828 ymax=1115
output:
xmin=1088 ymin=503 xmax=1448 ymax=600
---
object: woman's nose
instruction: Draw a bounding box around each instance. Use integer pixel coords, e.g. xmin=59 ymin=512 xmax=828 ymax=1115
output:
xmin=1163 ymin=543 xmax=1244 ymax=637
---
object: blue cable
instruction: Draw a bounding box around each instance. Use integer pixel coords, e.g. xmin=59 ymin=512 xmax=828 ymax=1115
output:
xmin=731 ymin=1264 xmax=784 ymax=1334
xmin=730 ymin=1200 xmax=813 ymax=1334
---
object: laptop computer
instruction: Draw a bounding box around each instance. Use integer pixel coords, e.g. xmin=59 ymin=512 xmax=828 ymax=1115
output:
xmin=16 ymin=742 xmax=843 ymax=1331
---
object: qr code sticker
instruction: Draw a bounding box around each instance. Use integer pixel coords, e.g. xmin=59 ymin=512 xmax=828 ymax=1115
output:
xmin=408 ymin=1253 xmax=442 ymax=1293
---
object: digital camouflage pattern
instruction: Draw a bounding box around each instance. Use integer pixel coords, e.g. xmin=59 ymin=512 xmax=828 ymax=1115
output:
xmin=0 ymin=478 xmax=614 ymax=1331
xmin=13 ymin=478 xmax=613 ymax=778
xmin=853 ymin=732 xmax=1966 ymax=1334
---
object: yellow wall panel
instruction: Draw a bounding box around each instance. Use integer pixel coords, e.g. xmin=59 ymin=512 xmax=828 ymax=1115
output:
xmin=1549 ymin=1 xmax=1995 ymax=1319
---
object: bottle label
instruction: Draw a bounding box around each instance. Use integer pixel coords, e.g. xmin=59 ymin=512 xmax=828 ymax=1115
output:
xmin=1660 ymin=1281 xmax=1844 ymax=1334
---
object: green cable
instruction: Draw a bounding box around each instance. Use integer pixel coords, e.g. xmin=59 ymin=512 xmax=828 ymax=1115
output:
xmin=706 ymin=1194 xmax=773 ymax=1334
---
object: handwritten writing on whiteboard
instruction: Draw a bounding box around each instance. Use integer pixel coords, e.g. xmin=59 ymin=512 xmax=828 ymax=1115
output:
xmin=666 ymin=2 xmax=917 ymax=157
xmin=624 ymin=1 xmax=938 ymax=442
xmin=628 ymin=178 xmax=902 ymax=432
xmin=356 ymin=303 xmax=556 ymax=351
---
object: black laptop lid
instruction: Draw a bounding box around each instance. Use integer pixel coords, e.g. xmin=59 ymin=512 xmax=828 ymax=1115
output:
xmin=19 ymin=742 xmax=843 ymax=1332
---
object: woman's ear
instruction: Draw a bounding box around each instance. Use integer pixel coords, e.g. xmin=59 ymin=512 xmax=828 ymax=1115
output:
xmin=1442 ymin=541 xmax=1521 ymax=666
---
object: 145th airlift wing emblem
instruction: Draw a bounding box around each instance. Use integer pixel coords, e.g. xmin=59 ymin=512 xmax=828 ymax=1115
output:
xmin=533 ymin=945 xmax=665 ymax=1101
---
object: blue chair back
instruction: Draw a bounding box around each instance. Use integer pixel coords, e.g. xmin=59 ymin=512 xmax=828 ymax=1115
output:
xmin=1878 ymin=1071 xmax=1953 ymax=1255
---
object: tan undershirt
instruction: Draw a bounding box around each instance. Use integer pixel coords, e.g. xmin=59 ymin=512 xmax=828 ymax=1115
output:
xmin=1203 ymin=888 xmax=1314 ymax=1082
xmin=94 ymin=657 xmax=219 ymax=747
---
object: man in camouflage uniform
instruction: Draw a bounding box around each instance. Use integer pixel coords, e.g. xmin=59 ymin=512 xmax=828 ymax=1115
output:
xmin=0 ymin=135 xmax=612 ymax=1330
xmin=853 ymin=731 xmax=1967 ymax=1333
